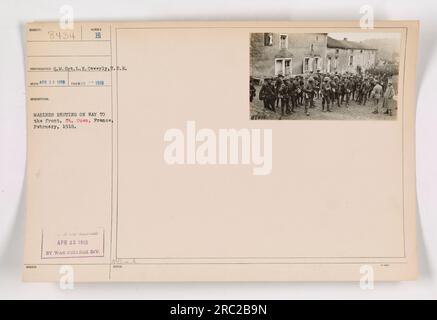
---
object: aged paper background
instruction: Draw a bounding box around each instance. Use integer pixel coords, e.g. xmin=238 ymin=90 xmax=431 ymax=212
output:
xmin=23 ymin=21 xmax=419 ymax=282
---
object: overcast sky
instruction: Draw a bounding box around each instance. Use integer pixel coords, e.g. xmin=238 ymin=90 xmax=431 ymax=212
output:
xmin=329 ymin=32 xmax=401 ymax=42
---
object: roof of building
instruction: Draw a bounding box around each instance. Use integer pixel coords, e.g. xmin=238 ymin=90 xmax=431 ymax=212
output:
xmin=327 ymin=36 xmax=376 ymax=50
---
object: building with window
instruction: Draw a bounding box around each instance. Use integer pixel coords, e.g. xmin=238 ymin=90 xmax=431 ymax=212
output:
xmin=250 ymin=33 xmax=378 ymax=79
xmin=326 ymin=36 xmax=377 ymax=74
xmin=250 ymin=33 xmax=328 ymax=78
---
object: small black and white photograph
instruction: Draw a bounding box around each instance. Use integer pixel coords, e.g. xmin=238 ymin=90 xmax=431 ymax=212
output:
xmin=250 ymin=32 xmax=402 ymax=120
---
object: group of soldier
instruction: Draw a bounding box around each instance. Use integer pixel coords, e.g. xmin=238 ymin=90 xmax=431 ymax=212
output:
xmin=251 ymin=71 xmax=396 ymax=118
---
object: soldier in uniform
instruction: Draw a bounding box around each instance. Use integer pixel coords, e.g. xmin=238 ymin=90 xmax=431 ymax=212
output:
xmin=371 ymin=81 xmax=384 ymax=114
xmin=259 ymin=78 xmax=276 ymax=112
xmin=338 ymin=77 xmax=346 ymax=106
xmin=359 ymin=78 xmax=371 ymax=106
xmin=330 ymin=76 xmax=340 ymax=108
xmin=274 ymin=75 xmax=284 ymax=109
xmin=344 ymin=76 xmax=353 ymax=107
xmin=351 ymin=75 xmax=358 ymax=101
xmin=382 ymin=80 xmax=395 ymax=116
xmin=298 ymin=76 xmax=305 ymax=106
xmin=288 ymin=77 xmax=299 ymax=113
xmin=369 ymin=77 xmax=376 ymax=100
xmin=279 ymin=79 xmax=290 ymax=117
xmin=355 ymin=76 xmax=363 ymax=103
xmin=381 ymin=73 xmax=388 ymax=93
xmin=321 ymin=76 xmax=332 ymax=112
xmin=314 ymin=72 xmax=321 ymax=100
xmin=303 ymin=78 xmax=316 ymax=116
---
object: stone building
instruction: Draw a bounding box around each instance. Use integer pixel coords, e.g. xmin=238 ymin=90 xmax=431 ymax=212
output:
xmin=326 ymin=36 xmax=377 ymax=74
xmin=250 ymin=33 xmax=328 ymax=78
xmin=250 ymin=33 xmax=377 ymax=78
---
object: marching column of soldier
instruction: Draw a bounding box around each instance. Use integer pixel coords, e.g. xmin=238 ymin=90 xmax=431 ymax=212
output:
xmin=250 ymin=71 xmax=396 ymax=118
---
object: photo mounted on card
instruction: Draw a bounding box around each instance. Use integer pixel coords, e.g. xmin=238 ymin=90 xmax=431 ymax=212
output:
xmin=24 ymin=21 xmax=419 ymax=282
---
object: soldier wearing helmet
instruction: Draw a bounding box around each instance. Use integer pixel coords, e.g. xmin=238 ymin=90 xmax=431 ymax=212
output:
xmin=303 ymin=77 xmax=316 ymax=116
xmin=321 ymin=76 xmax=332 ymax=112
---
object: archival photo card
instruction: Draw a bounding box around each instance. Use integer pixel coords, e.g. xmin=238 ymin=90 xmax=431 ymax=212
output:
xmin=23 ymin=21 xmax=418 ymax=282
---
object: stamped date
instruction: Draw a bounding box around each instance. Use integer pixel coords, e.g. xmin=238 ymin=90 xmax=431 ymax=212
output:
xmin=41 ymin=229 xmax=104 ymax=259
